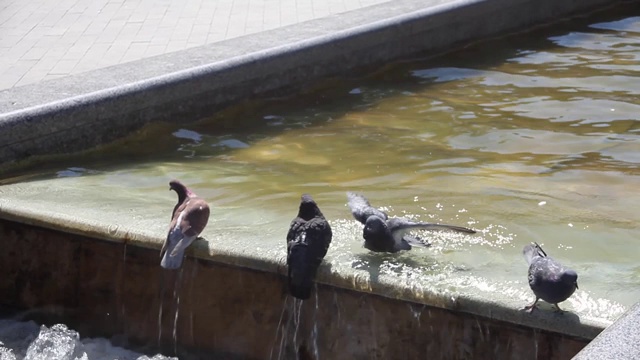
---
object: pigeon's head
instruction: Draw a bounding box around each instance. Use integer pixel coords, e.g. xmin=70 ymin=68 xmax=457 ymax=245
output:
xmin=364 ymin=216 xmax=387 ymax=237
xmin=298 ymin=194 xmax=322 ymax=220
xmin=169 ymin=180 xmax=194 ymax=199
xmin=561 ymin=269 xmax=579 ymax=289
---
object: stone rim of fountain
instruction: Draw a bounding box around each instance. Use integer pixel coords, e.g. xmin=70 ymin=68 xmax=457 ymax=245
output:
xmin=0 ymin=181 xmax=610 ymax=341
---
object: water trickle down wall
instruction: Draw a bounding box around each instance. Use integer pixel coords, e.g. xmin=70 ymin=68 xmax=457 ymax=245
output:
xmin=0 ymin=218 xmax=593 ymax=359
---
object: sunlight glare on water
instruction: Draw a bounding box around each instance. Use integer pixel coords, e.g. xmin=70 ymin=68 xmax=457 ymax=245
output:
xmin=2 ymin=9 xmax=639 ymax=322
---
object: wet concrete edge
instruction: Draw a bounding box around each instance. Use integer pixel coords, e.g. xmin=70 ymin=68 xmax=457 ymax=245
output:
xmin=573 ymin=302 xmax=640 ymax=360
xmin=0 ymin=0 xmax=618 ymax=164
xmin=0 ymin=200 xmax=611 ymax=341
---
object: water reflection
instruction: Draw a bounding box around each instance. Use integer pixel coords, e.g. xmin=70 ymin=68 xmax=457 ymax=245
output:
xmin=2 ymin=8 xmax=640 ymax=322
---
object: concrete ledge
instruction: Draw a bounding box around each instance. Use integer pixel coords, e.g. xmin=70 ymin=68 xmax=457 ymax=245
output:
xmin=0 ymin=179 xmax=612 ymax=342
xmin=0 ymin=0 xmax=620 ymax=165
xmin=0 ymin=219 xmax=591 ymax=359
xmin=574 ymin=302 xmax=640 ymax=360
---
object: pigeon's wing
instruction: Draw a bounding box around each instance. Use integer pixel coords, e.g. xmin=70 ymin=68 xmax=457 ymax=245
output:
xmin=169 ymin=234 xmax=198 ymax=257
xmin=307 ymin=217 xmax=332 ymax=265
xmin=346 ymin=192 xmax=388 ymax=225
xmin=161 ymin=212 xmax=194 ymax=269
xmin=287 ymin=218 xmax=303 ymax=260
xmin=161 ymin=200 xmax=188 ymax=260
xmin=530 ymin=256 xmax=563 ymax=284
xmin=530 ymin=256 xmax=578 ymax=304
xmin=179 ymin=198 xmax=210 ymax=237
xmin=393 ymin=239 xmax=414 ymax=252
xmin=161 ymin=198 xmax=208 ymax=270
xmin=287 ymin=231 xmax=311 ymax=299
xmin=523 ymin=243 xmax=546 ymax=266
xmin=398 ymin=236 xmax=430 ymax=251
xmin=286 ymin=217 xmax=332 ymax=300
xmin=387 ymin=217 xmax=475 ymax=244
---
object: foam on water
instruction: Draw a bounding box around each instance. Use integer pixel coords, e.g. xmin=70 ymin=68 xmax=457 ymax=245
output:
xmin=0 ymin=320 xmax=175 ymax=360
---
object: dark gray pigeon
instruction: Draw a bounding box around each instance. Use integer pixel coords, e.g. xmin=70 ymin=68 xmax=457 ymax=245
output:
xmin=160 ymin=180 xmax=210 ymax=269
xmin=523 ymin=242 xmax=578 ymax=313
xmin=347 ymin=192 xmax=476 ymax=253
xmin=347 ymin=192 xmax=388 ymax=225
xmin=286 ymin=194 xmax=332 ymax=300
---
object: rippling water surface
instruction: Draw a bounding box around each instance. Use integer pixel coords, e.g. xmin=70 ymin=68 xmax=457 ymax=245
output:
xmin=2 ymin=8 xmax=639 ymax=322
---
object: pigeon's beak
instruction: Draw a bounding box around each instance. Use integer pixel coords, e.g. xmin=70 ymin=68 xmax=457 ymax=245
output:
xmin=575 ymin=282 xmax=579 ymax=290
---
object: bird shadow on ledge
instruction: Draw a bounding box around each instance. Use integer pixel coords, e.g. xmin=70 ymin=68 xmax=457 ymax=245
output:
xmin=351 ymin=251 xmax=435 ymax=285
xmin=517 ymin=302 xmax=583 ymax=324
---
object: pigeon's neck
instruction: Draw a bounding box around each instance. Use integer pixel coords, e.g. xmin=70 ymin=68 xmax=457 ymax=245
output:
xmin=174 ymin=188 xmax=195 ymax=204
xmin=298 ymin=206 xmax=321 ymax=220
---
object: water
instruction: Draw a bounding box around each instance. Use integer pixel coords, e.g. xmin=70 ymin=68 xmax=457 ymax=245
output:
xmin=269 ymin=295 xmax=320 ymax=360
xmin=156 ymin=269 xmax=186 ymax=356
xmin=0 ymin=320 xmax=174 ymax=360
xmin=1 ymin=5 xmax=639 ymax=324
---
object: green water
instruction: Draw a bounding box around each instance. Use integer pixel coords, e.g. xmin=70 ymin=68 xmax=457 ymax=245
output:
xmin=2 ymin=7 xmax=639 ymax=321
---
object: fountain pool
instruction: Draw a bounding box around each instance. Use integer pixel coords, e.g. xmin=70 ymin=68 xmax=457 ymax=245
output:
xmin=0 ymin=3 xmax=638 ymax=359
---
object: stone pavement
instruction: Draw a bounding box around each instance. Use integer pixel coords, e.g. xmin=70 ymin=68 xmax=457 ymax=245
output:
xmin=0 ymin=0 xmax=388 ymax=90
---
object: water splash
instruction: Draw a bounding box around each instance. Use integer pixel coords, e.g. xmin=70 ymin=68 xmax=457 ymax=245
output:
xmin=24 ymin=324 xmax=87 ymax=359
xmin=172 ymin=268 xmax=185 ymax=355
xmin=120 ymin=243 xmax=128 ymax=332
xmin=157 ymin=279 xmax=165 ymax=347
xmin=268 ymin=295 xmax=310 ymax=360
xmin=292 ymin=299 xmax=303 ymax=356
xmin=188 ymin=263 xmax=199 ymax=345
xmin=269 ymin=296 xmax=289 ymax=360
xmin=156 ymin=267 xmax=185 ymax=356
xmin=408 ymin=303 xmax=426 ymax=327
xmin=0 ymin=320 xmax=175 ymax=360
xmin=310 ymin=284 xmax=320 ymax=360
xmin=333 ymin=291 xmax=341 ymax=323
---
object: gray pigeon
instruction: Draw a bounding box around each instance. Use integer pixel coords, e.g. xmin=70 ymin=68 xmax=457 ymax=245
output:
xmin=347 ymin=191 xmax=388 ymax=225
xmin=523 ymin=242 xmax=579 ymax=313
xmin=286 ymin=194 xmax=332 ymax=300
xmin=160 ymin=180 xmax=210 ymax=269
xmin=347 ymin=192 xmax=476 ymax=253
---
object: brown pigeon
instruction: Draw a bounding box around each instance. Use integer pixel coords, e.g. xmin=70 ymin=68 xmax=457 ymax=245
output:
xmin=286 ymin=194 xmax=332 ymax=300
xmin=160 ymin=180 xmax=210 ymax=269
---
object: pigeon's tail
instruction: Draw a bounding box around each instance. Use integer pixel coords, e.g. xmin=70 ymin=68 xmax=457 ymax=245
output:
xmin=346 ymin=191 xmax=365 ymax=204
xmin=416 ymin=223 xmax=476 ymax=234
xmin=160 ymin=249 xmax=185 ymax=269
xmin=160 ymin=234 xmax=197 ymax=270
xmin=522 ymin=242 xmax=545 ymax=266
xmin=287 ymin=244 xmax=316 ymax=300
xmin=289 ymin=282 xmax=312 ymax=300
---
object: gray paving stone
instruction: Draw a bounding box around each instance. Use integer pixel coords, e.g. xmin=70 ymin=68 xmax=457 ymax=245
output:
xmin=0 ymin=0 xmax=388 ymax=90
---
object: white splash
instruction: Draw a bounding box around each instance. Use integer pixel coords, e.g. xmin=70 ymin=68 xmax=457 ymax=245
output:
xmin=0 ymin=321 xmax=175 ymax=360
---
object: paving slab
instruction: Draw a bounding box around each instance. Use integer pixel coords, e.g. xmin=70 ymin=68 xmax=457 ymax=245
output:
xmin=0 ymin=0 xmax=388 ymax=90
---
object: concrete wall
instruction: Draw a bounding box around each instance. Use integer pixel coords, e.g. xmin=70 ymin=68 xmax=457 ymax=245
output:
xmin=0 ymin=218 xmax=589 ymax=359
xmin=0 ymin=0 xmax=621 ymax=165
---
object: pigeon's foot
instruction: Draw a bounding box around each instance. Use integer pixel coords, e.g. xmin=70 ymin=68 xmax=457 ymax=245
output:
xmin=553 ymin=304 xmax=565 ymax=314
xmin=524 ymin=298 xmax=539 ymax=313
